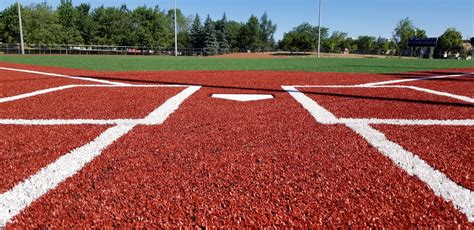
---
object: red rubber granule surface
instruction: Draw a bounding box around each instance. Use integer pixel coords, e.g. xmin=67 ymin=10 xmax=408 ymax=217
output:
xmin=1 ymin=64 xmax=472 ymax=228
xmin=301 ymin=87 xmax=473 ymax=120
xmin=374 ymin=125 xmax=473 ymax=190
xmin=7 ymin=88 xmax=471 ymax=228
xmin=0 ymin=125 xmax=108 ymax=193
xmin=0 ymin=87 xmax=182 ymax=119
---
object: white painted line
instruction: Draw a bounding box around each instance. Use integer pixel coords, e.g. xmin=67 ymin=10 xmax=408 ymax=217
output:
xmin=285 ymin=86 xmax=474 ymax=221
xmin=347 ymin=123 xmax=474 ymax=221
xmin=290 ymin=85 xmax=473 ymax=104
xmin=0 ymin=85 xmax=77 ymax=103
xmin=0 ymin=119 xmax=140 ymax=126
xmin=0 ymin=66 xmax=130 ymax=86
xmin=292 ymin=85 xmax=367 ymax=88
xmin=357 ymin=72 xmax=474 ymax=87
xmin=0 ymin=84 xmax=198 ymax=104
xmin=340 ymin=118 xmax=474 ymax=126
xmin=282 ymin=86 xmax=338 ymax=124
xmin=0 ymin=124 xmax=135 ymax=228
xmin=211 ymin=94 xmax=274 ymax=102
xmin=141 ymin=86 xmax=201 ymax=125
xmin=77 ymin=84 xmax=195 ymax=88
xmin=0 ymin=86 xmax=201 ymax=227
xmin=404 ymin=86 xmax=474 ymax=104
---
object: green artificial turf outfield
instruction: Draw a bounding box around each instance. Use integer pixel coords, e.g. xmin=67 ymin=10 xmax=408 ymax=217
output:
xmin=0 ymin=55 xmax=473 ymax=73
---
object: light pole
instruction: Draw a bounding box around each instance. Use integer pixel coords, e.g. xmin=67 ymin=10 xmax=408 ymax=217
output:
xmin=317 ymin=0 xmax=322 ymax=59
xmin=174 ymin=0 xmax=178 ymax=56
xmin=17 ymin=0 xmax=25 ymax=55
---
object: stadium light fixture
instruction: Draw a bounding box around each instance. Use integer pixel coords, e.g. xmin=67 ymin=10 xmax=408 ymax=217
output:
xmin=17 ymin=0 xmax=25 ymax=55
xmin=174 ymin=0 xmax=178 ymax=56
xmin=317 ymin=0 xmax=322 ymax=59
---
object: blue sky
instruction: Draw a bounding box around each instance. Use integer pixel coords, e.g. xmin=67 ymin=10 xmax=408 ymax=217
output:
xmin=1 ymin=0 xmax=473 ymax=40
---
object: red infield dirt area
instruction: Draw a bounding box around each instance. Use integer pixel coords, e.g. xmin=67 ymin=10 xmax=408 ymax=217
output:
xmin=300 ymin=87 xmax=473 ymax=120
xmin=374 ymin=125 xmax=473 ymax=190
xmin=9 ymin=87 xmax=472 ymax=227
xmin=1 ymin=64 xmax=473 ymax=227
xmin=0 ymin=87 xmax=183 ymax=119
xmin=0 ymin=125 xmax=108 ymax=193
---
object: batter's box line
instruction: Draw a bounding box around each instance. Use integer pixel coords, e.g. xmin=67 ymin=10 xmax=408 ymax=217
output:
xmin=282 ymin=85 xmax=474 ymax=222
xmin=0 ymin=85 xmax=201 ymax=227
xmin=0 ymin=84 xmax=201 ymax=104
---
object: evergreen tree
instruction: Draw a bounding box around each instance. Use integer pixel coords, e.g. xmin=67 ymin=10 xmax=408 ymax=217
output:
xmin=215 ymin=13 xmax=230 ymax=54
xmin=189 ymin=14 xmax=204 ymax=49
xmin=202 ymin=15 xmax=219 ymax=55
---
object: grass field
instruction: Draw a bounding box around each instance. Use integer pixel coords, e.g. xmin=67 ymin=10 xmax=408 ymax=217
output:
xmin=0 ymin=55 xmax=473 ymax=73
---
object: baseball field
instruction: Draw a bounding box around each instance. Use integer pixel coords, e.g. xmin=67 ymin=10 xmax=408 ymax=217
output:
xmin=0 ymin=55 xmax=473 ymax=227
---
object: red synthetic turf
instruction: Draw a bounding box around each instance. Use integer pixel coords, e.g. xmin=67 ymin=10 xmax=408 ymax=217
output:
xmin=0 ymin=69 xmax=91 ymax=98
xmin=0 ymin=87 xmax=182 ymax=119
xmin=8 ymin=87 xmax=471 ymax=228
xmin=1 ymin=64 xmax=472 ymax=227
xmin=374 ymin=125 xmax=474 ymax=190
xmin=301 ymin=87 xmax=473 ymax=120
xmin=0 ymin=125 xmax=108 ymax=193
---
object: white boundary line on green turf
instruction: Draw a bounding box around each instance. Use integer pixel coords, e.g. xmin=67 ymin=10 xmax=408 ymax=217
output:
xmin=0 ymin=85 xmax=201 ymax=228
xmin=0 ymin=66 xmax=130 ymax=86
xmin=282 ymin=85 xmax=473 ymax=222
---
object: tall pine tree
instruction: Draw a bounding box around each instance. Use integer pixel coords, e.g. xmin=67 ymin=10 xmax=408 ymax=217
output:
xmin=202 ymin=15 xmax=219 ymax=55
xmin=215 ymin=13 xmax=230 ymax=54
xmin=189 ymin=14 xmax=204 ymax=49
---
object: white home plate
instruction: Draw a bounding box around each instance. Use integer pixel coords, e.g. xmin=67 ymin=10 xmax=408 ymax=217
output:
xmin=211 ymin=94 xmax=274 ymax=102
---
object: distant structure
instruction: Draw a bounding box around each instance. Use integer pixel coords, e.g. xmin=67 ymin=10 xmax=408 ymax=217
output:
xmin=408 ymin=38 xmax=437 ymax=59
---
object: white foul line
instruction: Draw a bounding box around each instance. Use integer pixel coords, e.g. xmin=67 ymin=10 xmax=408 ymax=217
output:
xmin=0 ymin=66 xmax=130 ymax=86
xmin=340 ymin=118 xmax=474 ymax=126
xmin=0 ymin=85 xmax=77 ymax=103
xmin=357 ymin=72 xmax=474 ymax=87
xmin=283 ymin=85 xmax=474 ymax=221
xmin=0 ymin=119 xmax=140 ymax=126
xmin=0 ymin=84 xmax=201 ymax=104
xmin=404 ymin=85 xmax=474 ymax=104
xmin=292 ymin=85 xmax=473 ymax=104
xmin=0 ymin=85 xmax=201 ymax=227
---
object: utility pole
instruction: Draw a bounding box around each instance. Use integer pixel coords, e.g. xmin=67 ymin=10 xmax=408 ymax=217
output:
xmin=174 ymin=0 xmax=178 ymax=56
xmin=17 ymin=0 xmax=25 ymax=55
xmin=317 ymin=0 xmax=322 ymax=59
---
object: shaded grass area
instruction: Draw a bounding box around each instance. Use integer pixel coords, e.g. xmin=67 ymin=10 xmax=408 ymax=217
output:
xmin=0 ymin=55 xmax=473 ymax=73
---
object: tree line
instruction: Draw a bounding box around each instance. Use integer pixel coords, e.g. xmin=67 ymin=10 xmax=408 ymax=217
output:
xmin=0 ymin=0 xmax=276 ymax=55
xmin=0 ymin=1 xmax=468 ymax=57
xmin=279 ymin=18 xmax=467 ymax=58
